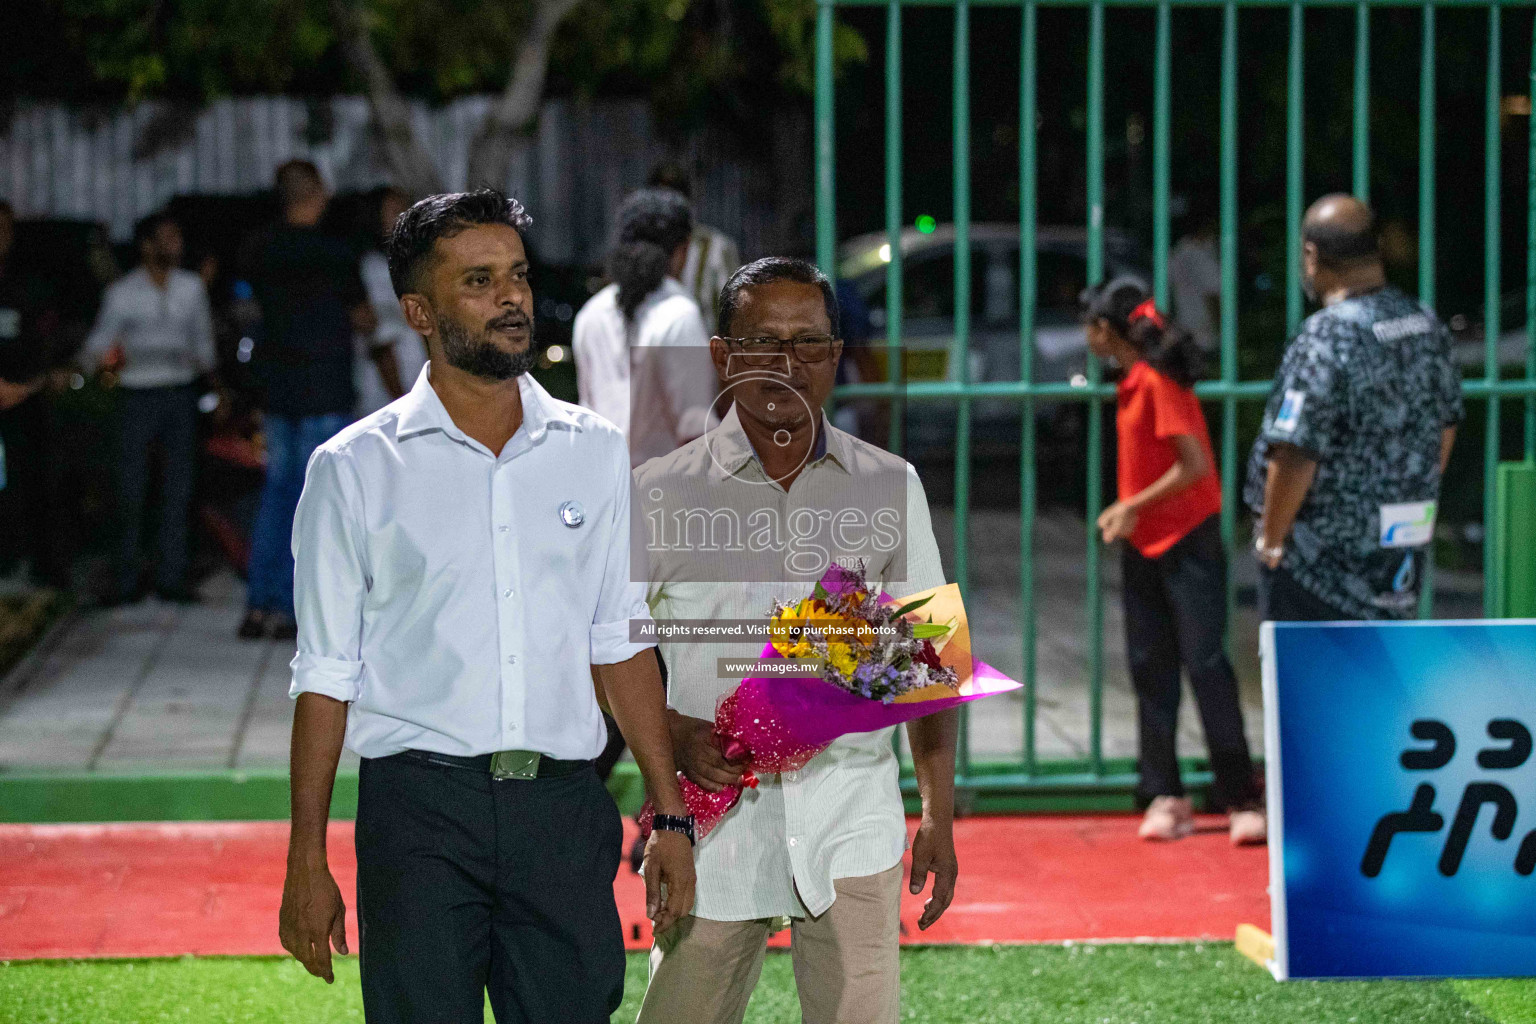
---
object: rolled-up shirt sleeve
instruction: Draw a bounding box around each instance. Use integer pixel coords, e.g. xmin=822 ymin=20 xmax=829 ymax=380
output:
xmin=590 ymin=439 xmax=657 ymax=665
xmin=289 ymin=446 xmax=369 ymax=702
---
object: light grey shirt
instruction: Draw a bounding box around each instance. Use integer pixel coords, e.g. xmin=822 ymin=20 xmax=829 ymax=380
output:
xmin=83 ymin=267 xmax=215 ymax=389
xmin=634 ymin=406 xmax=945 ymax=919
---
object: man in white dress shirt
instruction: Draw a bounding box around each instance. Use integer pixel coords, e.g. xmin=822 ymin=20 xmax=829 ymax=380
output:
xmin=82 ymin=211 xmax=216 ymax=604
xmin=633 ymin=257 xmax=960 ymax=1024
xmin=278 ymin=189 xmax=696 ymax=1024
xmin=573 ymin=188 xmax=718 ymax=467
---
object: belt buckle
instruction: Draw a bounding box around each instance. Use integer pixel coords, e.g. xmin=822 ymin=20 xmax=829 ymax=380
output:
xmin=490 ymin=750 xmax=541 ymax=780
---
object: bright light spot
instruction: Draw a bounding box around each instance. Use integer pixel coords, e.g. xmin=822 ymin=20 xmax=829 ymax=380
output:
xmin=545 ymin=345 xmax=565 ymax=363
xmin=237 ymin=337 xmax=254 ymax=363
xmin=69 ymin=373 xmax=85 ymax=390
xmin=1070 ymin=373 xmax=1089 ymax=388
xmin=915 ymin=215 xmax=937 ymax=235
xmin=878 ymin=243 xmax=892 ymax=263
xmin=198 ymin=391 xmax=219 ymax=414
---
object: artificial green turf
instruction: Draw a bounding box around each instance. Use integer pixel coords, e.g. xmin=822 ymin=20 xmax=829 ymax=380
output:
xmin=2 ymin=945 xmax=1532 ymax=1024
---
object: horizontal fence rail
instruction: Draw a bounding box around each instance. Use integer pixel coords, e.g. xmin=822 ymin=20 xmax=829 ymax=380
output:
xmin=817 ymin=0 xmax=1536 ymax=799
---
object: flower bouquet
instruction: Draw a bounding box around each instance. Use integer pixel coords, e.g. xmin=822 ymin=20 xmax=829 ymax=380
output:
xmin=639 ymin=562 xmax=1021 ymax=841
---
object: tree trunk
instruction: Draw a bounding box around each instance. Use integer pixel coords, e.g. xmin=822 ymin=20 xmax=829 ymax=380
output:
xmin=464 ymin=0 xmax=582 ymax=194
xmin=330 ymin=0 xmax=444 ymax=199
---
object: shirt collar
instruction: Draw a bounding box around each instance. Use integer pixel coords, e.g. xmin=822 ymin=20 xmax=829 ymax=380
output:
xmin=395 ymin=362 xmax=583 ymax=448
xmin=708 ymin=404 xmax=850 ymax=481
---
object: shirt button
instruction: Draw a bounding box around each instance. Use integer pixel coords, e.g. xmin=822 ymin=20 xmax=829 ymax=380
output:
xmin=507 ymin=654 xmax=518 ymax=664
xmin=788 ymin=837 xmax=799 ymax=847
xmin=498 ymin=525 xmax=509 ymax=533
xmin=503 ymin=589 xmax=514 ymax=598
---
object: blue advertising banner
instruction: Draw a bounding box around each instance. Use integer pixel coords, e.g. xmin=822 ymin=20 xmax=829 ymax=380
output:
xmin=1262 ymin=620 xmax=1536 ymax=980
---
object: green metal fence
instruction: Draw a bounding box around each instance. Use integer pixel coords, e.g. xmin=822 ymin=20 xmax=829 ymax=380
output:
xmin=817 ymin=0 xmax=1536 ymax=799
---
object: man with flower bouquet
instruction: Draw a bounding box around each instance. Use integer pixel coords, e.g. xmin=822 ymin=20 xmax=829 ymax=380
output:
xmin=629 ymin=258 xmax=1015 ymax=1024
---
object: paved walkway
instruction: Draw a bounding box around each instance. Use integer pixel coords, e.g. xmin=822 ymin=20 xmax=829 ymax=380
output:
xmin=0 ymin=509 xmax=1483 ymax=774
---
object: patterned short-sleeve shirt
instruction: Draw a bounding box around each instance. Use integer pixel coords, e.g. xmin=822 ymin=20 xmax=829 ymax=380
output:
xmin=1244 ymin=286 xmax=1463 ymax=619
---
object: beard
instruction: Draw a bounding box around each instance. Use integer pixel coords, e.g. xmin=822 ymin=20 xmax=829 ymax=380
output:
xmin=438 ymin=310 xmax=537 ymax=381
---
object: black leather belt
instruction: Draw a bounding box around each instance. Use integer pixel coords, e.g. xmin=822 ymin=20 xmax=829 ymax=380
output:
xmin=389 ymin=748 xmax=594 ymax=779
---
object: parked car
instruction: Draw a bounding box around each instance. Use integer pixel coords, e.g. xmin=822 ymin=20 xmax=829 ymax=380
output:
xmin=836 ymin=222 xmax=1150 ymax=456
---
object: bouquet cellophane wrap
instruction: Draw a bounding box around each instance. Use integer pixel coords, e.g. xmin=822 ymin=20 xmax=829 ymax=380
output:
xmin=639 ymin=565 xmax=1021 ymax=842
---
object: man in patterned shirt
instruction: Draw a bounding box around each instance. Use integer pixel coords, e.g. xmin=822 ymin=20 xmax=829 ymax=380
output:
xmin=1246 ymin=195 xmax=1462 ymax=620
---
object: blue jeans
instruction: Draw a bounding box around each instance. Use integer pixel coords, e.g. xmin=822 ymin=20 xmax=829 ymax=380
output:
xmin=246 ymin=412 xmax=347 ymax=616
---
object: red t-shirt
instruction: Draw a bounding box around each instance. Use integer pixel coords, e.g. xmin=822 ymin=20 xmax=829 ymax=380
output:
xmin=1116 ymin=360 xmax=1222 ymax=558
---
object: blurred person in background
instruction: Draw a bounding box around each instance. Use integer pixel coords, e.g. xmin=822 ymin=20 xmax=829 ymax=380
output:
xmin=237 ymin=160 xmax=379 ymax=640
xmin=573 ymin=187 xmax=716 ymax=467
xmin=0 ymin=200 xmax=67 ymax=589
xmin=573 ymin=187 xmax=717 ymax=838
xmin=82 ymin=211 xmax=216 ymax=605
xmin=353 ymin=186 xmax=418 ymax=417
xmin=1168 ymin=204 xmax=1221 ymax=354
xmin=1083 ymin=278 xmax=1264 ymax=846
xmin=1247 ymin=195 xmax=1461 ymax=622
xmin=646 ymin=162 xmax=740 ymax=335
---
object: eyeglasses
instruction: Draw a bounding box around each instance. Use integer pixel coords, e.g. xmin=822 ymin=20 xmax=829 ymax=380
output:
xmin=720 ymin=334 xmax=839 ymax=366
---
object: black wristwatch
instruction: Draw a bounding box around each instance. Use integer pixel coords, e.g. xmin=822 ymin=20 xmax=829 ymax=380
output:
xmin=651 ymin=813 xmax=697 ymax=846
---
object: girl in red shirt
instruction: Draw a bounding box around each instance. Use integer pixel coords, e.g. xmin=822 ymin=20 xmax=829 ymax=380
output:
xmin=1083 ymin=278 xmax=1264 ymax=846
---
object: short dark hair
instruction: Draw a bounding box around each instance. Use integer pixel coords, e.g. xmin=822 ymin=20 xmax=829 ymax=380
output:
xmin=1304 ymin=210 xmax=1379 ymax=270
xmin=133 ymin=210 xmax=177 ymax=251
xmin=1079 ymin=275 xmax=1205 ymax=388
xmin=386 ymin=188 xmax=534 ymax=298
xmin=275 ymin=159 xmax=325 ymax=211
xmin=717 ymin=257 xmax=841 ymax=339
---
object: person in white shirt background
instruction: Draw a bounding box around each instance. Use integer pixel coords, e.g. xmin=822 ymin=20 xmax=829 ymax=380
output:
xmin=352 ymin=186 xmax=421 ymax=417
xmin=644 ymin=162 xmax=741 ymax=335
xmin=278 ymin=189 xmax=695 ymax=1023
xmin=572 ymin=187 xmax=718 ymax=468
xmin=82 ymin=211 xmax=216 ymax=605
xmin=1168 ymin=206 xmax=1222 ymax=354
xmin=634 ymin=257 xmax=960 ymax=1024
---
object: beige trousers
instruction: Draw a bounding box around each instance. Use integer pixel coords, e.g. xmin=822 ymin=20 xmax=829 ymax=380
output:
xmin=634 ymin=863 xmax=903 ymax=1024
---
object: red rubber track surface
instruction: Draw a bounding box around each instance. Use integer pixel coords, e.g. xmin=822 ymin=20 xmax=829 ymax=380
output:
xmin=0 ymin=816 xmax=1268 ymax=959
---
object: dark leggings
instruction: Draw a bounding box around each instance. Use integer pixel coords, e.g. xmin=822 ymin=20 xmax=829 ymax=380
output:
xmin=1121 ymin=515 xmax=1260 ymax=810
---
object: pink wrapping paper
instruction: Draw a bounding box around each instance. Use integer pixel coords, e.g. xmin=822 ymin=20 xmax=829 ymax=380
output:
xmin=639 ymin=565 xmax=1022 ymax=842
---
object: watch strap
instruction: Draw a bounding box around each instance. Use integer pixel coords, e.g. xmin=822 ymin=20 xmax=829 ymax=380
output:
xmin=651 ymin=813 xmax=697 ymax=845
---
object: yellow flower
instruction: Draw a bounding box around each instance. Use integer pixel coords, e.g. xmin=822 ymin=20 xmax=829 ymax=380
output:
xmin=771 ymin=598 xmax=863 ymax=663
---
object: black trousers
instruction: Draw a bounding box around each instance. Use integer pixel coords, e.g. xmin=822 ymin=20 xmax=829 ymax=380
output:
xmin=355 ymin=753 xmax=626 ymax=1024
xmin=113 ymin=384 xmax=198 ymax=595
xmin=0 ymin=392 xmax=65 ymax=584
xmin=1257 ymin=563 xmax=1354 ymax=622
xmin=1121 ymin=515 xmax=1259 ymax=810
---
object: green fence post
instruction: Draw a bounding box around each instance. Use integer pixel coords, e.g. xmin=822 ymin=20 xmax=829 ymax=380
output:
xmin=1354 ymin=1 xmax=1371 ymax=203
xmin=815 ymin=1 xmax=835 ymax=277
xmin=1419 ymin=0 xmax=1439 ymax=620
xmin=1286 ymin=0 xmax=1304 ymax=336
xmin=953 ymin=0 xmax=974 ymax=780
xmin=1154 ymin=2 xmax=1171 ymax=311
xmin=1085 ymin=0 xmax=1106 ymax=778
xmin=1484 ymin=3 xmax=1502 ymax=618
xmin=1528 ymin=11 xmax=1536 ymax=461
xmin=1020 ymin=0 xmax=1040 ymax=777
xmin=886 ymin=1 xmax=905 ymax=458
xmin=1220 ymin=0 xmax=1239 ymax=647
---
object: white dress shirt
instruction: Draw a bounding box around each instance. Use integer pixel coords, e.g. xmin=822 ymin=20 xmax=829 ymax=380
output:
xmin=354 ymin=250 xmax=428 ymax=417
xmin=635 ymin=407 xmax=946 ymax=920
xmin=82 ymin=267 xmax=216 ymax=389
xmin=572 ymin=278 xmax=717 ymax=467
xmin=289 ymin=364 xmax=656 ymax=761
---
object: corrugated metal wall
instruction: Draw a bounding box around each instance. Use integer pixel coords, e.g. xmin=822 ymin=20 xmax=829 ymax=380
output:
xmin=0 ymin=95 xmax=811 ymax=264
